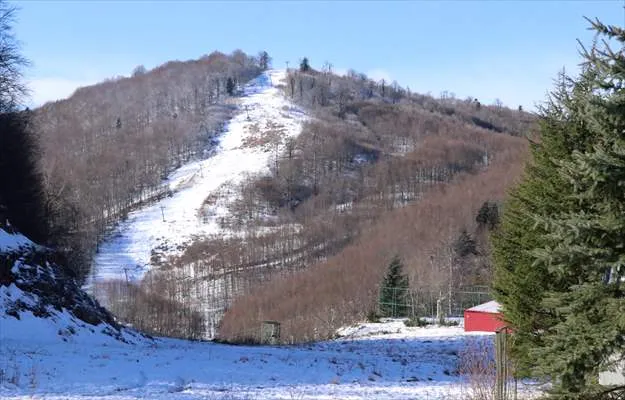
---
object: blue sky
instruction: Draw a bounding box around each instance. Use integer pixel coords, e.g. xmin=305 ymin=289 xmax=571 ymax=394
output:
xmin=12 ymin=0 xmax=623 ymax=110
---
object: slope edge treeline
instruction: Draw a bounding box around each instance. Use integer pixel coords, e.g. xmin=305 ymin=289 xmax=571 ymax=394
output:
xmin=34 ymin=50 xmax=271 ymax=280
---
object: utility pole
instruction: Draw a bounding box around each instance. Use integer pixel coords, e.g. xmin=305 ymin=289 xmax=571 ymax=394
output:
xmin=449 ymin=246 xmax=453 ymax=318
xmin=285 ymin=61 xmax=289 ymax=71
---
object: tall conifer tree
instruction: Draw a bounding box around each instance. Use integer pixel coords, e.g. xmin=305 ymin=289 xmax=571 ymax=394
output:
xmin=493 ymin=19 xmax=625 ymax=398
xmin=379 ymin=256 xmax=410 ymax=317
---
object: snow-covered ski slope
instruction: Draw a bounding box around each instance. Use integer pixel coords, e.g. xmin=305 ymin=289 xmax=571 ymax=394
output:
xmin=90 ymin=70 xmax=307 ymax=284
xmin=0 ymin=317 xmax=541 ymax=399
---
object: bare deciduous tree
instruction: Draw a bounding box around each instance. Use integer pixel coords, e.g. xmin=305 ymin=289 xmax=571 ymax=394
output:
xmin=0 ymin=2 xmax=28 ymax=112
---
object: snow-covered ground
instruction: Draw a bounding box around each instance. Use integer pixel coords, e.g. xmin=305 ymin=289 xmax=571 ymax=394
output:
xmin=0 ymin=316 xmax=542 ymax=399
xmin=0 ymin=228 xmax=35 ymax=253
xmin=90 ymin=70 xmax=308 ymax=285
xmin=1 ymin=235 xmax=541 ymax=400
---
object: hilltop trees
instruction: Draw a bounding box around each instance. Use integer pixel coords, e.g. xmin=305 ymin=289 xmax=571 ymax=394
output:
xmin=300 ymin=57 xmax=311 ymax=72
xmin=285 ymin=66 xmax=534 ymax=137
xmin=132 ymin=65 xmax=147 ymax=76
xmin=35 ymin=50 xmax=262 ymax=282
xmin=259 ymin=51 xmax=271 ymax=70
xmin=493 ymin=19 xmax=625 ymax=397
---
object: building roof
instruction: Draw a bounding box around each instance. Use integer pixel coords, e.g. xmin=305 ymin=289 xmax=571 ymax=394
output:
xmin=466 ymin=300 xmax=501 ymax=314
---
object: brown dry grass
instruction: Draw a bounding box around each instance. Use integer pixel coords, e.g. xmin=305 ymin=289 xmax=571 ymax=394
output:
xmin=217 ymin=136 xmax=528 ymax=343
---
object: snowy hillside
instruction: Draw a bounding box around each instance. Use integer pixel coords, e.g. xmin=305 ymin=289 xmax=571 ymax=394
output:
xmin=0 ymin=225 xmax=140 ymax=344
xmin=0 ymin=283 xmax=142 ymax=345
xmin=1 ymin=317 xmax=541 ymax=399
xmin=0 ymin=227 xmax=35 ymax=253
xmin=90 ymin=70 xmax=308 ymax=285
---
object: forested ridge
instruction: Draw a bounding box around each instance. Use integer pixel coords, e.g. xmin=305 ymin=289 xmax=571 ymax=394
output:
xmin=33 ymin=50 xmax=269 ymax=280
xmin=1 ymin=21 xmax=536 ymax=342
xmin=214 ymin=66 xmax=534 ymax=341
xmin=212 ymin=66 xmax=533 ymax=341
xmin=93 ymin=58 xmax=536 ymax=340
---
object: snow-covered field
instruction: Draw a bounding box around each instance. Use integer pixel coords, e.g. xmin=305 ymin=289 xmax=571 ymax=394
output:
xmin=90 ymin=70 xmax=308 ymax=285
xmin=0 ymin=227 xmax=540 ymax=399
xmin=1 ymin=314 xmax=540 ymax=400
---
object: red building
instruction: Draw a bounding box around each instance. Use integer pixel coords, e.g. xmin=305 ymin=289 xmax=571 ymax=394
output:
xmin=463 ymin=300 xmax=506 ymax=332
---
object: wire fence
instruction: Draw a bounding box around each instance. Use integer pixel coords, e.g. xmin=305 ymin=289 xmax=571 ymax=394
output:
xmin=219 ymin=286 xmax=494 ymax=344
xmin=92 ymin=271 xmax=493 ymax=343
xmin=377 ymin=285 xmax=492 ymax=320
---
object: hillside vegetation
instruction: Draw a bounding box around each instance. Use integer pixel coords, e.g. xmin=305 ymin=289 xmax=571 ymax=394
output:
xmin=7 ymin=1 xmax=624 ymax=396
xmin=13 ymin=18 xmax=536 ymax=339
xmin=96 ymin=61 xmax=535 ymax=340
xmin=216 ymin=67 xmax=532 ymax=342
xmin=218 ymin=129 xmax=527 ymax=342
xmin=34 ymin=50 xmax=266 ymax=280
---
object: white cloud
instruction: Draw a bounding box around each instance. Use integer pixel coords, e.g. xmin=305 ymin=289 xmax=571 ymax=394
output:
xmin=25 ymin=77 xmax=99 ymax=107
xmin=367 ymin=68 xmax=392 ymax=83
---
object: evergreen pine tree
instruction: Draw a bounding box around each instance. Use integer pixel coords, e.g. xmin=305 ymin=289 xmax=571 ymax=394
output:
xmin=259 ymin=51 xmax=271 ymax=70
xmin=493 ymin=18 xmax=625 ymax=397
xmin=299 ymin=57 xmax=310 ymax=72
xmin=226 ymin=77 xmax=235 ymax=96
xmin=378 ymin=255 xmax=410 ymax=317
xmin=453 ymin=229 xmax=478 ymax=258
xmin=0 ymin=112 xmax=48 ymax=243
xmin=476 ymin=201 xmax=500 ymax=230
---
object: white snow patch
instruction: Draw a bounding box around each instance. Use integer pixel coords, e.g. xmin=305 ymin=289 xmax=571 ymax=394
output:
xmin=466 ymin=300 xmax=501 ymax=314
xmin=89 ymin=70 xmax=308 ymax=285
xmin=0 ymin=229 xmax=34 ymax=253
xmin=0 ymin=283 xmax=142 ymax=346
xmin=336 ymin=318 xmax=489 ymax=341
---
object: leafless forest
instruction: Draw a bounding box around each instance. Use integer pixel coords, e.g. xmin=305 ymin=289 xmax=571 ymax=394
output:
xmin=81 ymin=61 xmax=534 ymax=340
xmin=34 ymin=50 xmax=264 ymax=279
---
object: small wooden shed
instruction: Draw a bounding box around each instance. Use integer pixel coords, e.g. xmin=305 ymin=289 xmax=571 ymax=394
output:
xmin=464 ymin=300 xmax=505 ymax=332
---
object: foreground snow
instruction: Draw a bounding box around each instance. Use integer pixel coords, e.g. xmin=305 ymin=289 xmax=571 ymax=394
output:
xmin=0 ymin=284 xmax=142 ymax=346
xmin=1 ymin=317 xmax=542 ymax=399
xmin=90 ymin=70 xmax=307 ymax=285
xmin=0 ymin=228 xmax=35 ymax=253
